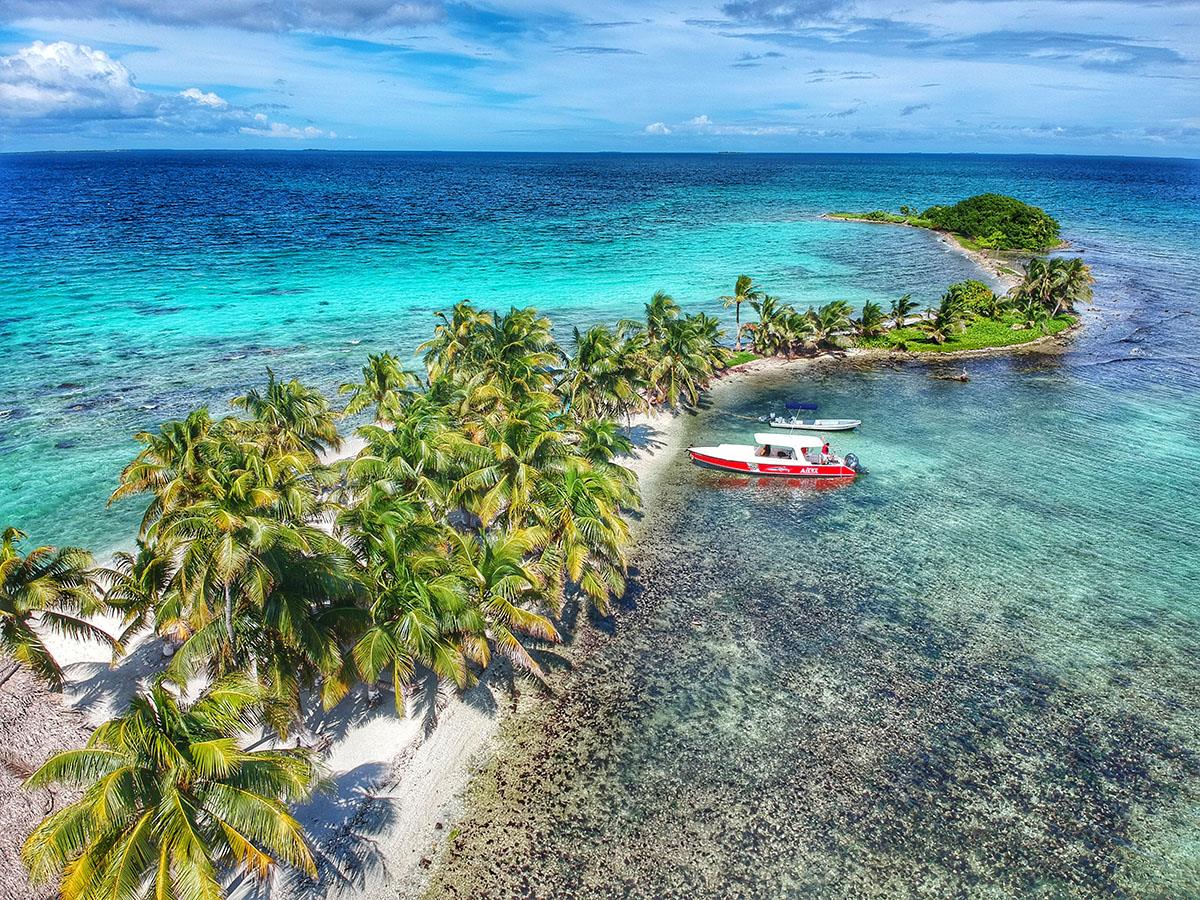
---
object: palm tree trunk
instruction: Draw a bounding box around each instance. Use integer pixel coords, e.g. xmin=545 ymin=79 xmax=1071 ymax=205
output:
xmin=224 ymin=583 xmax=234 ymax=645
xmin=0 ymin=659 xmax=23 ymax=690
xmin=734 ymin=302 xmax=741 ymax=351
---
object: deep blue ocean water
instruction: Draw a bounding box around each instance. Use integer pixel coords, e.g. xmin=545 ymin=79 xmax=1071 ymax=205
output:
xmin=2 ymin=152 xmax=1200 ymax=895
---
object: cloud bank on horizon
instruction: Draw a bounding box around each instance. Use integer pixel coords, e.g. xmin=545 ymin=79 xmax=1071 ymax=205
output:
xmin=0 ymin=0 xmax=1196 ymax=155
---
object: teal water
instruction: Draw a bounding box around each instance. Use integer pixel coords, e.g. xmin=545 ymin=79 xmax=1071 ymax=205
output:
xmin=3 ymin=152 xmax=1200 ymax=894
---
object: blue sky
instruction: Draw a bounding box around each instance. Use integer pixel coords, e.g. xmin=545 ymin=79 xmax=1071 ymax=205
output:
xmin=0 ymin=0 xmax=1197 ymax=155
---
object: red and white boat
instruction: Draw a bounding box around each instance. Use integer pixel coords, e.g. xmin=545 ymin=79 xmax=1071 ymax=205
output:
xmin=687 ymin=432 xmax=863 ymax=478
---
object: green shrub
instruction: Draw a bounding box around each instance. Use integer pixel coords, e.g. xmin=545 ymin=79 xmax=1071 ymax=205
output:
xmin=945 ymin=279 xmax=998 ymax=315
xmin=922 ymin=194 xmax=1060 ymax=251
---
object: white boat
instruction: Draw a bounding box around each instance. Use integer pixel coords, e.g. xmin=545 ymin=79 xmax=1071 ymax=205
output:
xmin=766 ymin=416 xmax=861 ymax=432
xmin=688 ymin=432 xmax=864 ymax=478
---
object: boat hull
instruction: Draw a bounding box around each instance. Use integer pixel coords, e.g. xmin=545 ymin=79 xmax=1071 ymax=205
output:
xmin=688 ymin=450 xmax=858 ymax=478
xmin=768 ymin=419 xmax=861 ymax=431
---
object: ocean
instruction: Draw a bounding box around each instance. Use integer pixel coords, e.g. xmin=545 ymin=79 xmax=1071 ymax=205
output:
xmin=2 ymin=151 xmax=1199 ymax=895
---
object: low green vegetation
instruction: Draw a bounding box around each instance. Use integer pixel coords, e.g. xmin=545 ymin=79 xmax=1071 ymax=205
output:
xmin=726 ymin=349 xmax=760 ymax=366
xmin=858 ymin=311 xmax=1076 ymax=353
xmin=8 ymin=293 xmax=732 ymax=899
xmin=830 ymin=193 xmax=1062 ymax=252
xmin=736 ymin=256 xmax=1090 ymax=359
xmin=826 ymin=209 xmax=936 ymax=228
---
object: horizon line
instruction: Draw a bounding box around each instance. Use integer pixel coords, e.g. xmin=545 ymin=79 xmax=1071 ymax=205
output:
xmin=2 ymin=147 xmax=1198 ymax=163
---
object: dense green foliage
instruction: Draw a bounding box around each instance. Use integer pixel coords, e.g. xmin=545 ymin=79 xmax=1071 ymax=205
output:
xmin=831 ymin=194 xmax=1062 ymax=251
xmin=12 ymin=295 xmax=730 ymax=898
xmin=921 ymin=194 xmax=1061 ymax=251
xmin=22 ymin=677 xmax=319 ymax=900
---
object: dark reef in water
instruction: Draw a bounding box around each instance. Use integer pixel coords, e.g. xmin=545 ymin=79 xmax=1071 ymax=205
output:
xmin=425 ymin=434 xmax=1200 ymax=898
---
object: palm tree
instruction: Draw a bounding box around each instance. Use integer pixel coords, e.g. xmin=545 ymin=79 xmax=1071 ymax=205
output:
xmin=449 ymin=528 xmax=559 ymax=677
xmin=418 ymin=301 xmax=493 ymax=381
xmin=453 ymin=396 xmax=572 ymax=529
xmin=343 ymin=395 xmax=463 ymax=511
xmin=22 ymin=676 xmax=319 ymax=899
xmin=718 ymin=275 xmax=763 ymax=351
xmin=338 ymin=352 xmax=420 ymax=424
xmin=347 ymin=510 xmax=477 ymax=708
xmin=644 ymin=290 xmax=680 ymax=343
xmin=109 ymin=408 xmax=216 ymax=537
xmin=855 ymin=300 xmax=886 ymax=338
xmin=889 ymin=293 xmax=919 ymax=329
xmin=157 ymin=436 xmax=329 ymax=664
xmin=101 ymin=540 xmax=175 ymax=645
xmin=686 ymin=312 xmax=731 ymax=375
xmin=1019 ymin=298 xmax=1054 ymax=335
xmin=805 ymin=301 xmax=853 ymax=352
xmin=1 ymin=527 xmax=113 ymax=690
xmin=646 ymin=316 xmax=715 ymax=408
xmin=232 ymin=368 xmax=341 ymax=457
xmin=471 ymin=306 xmax=561 ymax=403
xmin=559 ymin=325 xmax=645 ymax=421
xmin=922 ymin=291 xmax=968 ymax=344
xmin=570 ymin=418 xmax=640 ymax=509
xmin=1012 ymin=256 xmax=1093 ymax=316
xmin=532 ymin=461 xmax=631 ymax=615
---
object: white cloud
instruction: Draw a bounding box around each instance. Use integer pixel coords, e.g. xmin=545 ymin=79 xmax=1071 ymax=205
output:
xmin=0 ymin=40 xmax=334 ymax=140
xmin=179 ymin=86 xmax=228 ymax=108
xmin=644 ymin=121 xmax=671 ymax=134
xmin=241 ymin=121 xmax=336 ymax=138
xmin=0 ymin=40 xmax=153 ymax=120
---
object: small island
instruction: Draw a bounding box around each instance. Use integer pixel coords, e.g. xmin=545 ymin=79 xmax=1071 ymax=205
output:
xmin=826 ymin=193 xmax=1065 ymax=252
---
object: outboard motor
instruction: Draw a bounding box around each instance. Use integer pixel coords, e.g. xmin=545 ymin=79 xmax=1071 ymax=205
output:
xmin=844 ymin=453 xmax=862 ymax=473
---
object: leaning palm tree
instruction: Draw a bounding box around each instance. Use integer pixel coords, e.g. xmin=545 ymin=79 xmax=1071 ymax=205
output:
xmin=1 ymin=527 xmax=113 ymax=690
xmin=338 ymin=352 xmax=421 ymax=424
xmin=854 ymin=300 xmax=886 ymax=338
xmin=922 ymin=291 xmax=968 ymax=344
xmin=531 ymin=460 xmax=631 ymax=615
xmin=348 ymin=513 xmax=477 ymax=708
xmin=644 ymin=290 xmax=680 ymax=343
xmin=889 ymin=293 xmax=919 ymax=329
xmin=718 ymin=275 xmax=763 ymax=350
xmin=232 ymin=368 xmax=341 ymax=457
xmin=449 ymin=528 xmax=559 ymax=677
xmin=109 ymin=408 xmax=216 ymax=538
xmin=22 ymin=676 xmax=319 ymax=899
xmin=559 ymin=324 xmax=645 ymax=421
xmin=805 ymin=301 xmax=854 ymax=352
xmin=1053 ymin=256 xmax=1095 ymax=315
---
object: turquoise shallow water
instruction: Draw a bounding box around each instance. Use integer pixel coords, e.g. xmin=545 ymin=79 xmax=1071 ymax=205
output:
xmin=2 ymin=152 xmax=1200 ymax=895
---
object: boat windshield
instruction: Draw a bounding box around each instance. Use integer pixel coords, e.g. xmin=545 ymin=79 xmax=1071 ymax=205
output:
xmin=756 ymin=444 xmax=796 ymax=460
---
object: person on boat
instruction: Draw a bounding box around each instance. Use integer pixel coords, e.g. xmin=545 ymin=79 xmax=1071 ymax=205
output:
xmin=756 ymin=444 xmax=769 ymax=457
xmin=820 ymin=442 xmax=831 ymax=463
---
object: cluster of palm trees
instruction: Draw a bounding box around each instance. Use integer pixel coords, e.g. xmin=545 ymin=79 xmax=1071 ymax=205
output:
xmin=915 ymin=257 xmax=1093 ymax=344
xmin=726 ymin=256 xmax=1092 ymax=355
xmin=5 ymin=296 xmax=729 ymax=899
xmin=737 ymin=287 xmax=861 ymax=358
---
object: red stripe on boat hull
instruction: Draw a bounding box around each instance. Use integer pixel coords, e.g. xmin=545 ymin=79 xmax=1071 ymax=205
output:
xmin=688 ymin=450 xmax=857 ymax=479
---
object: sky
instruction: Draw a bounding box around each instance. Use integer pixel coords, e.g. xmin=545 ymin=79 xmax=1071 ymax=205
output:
xmin=0 ymin=0 xmax=1197 ymax=155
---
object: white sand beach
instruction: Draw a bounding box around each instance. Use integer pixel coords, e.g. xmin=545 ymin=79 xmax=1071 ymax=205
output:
xmin=7 ymin=407 xmax=695 ymax=900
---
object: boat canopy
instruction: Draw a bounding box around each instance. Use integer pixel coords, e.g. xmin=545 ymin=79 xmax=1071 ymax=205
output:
xmin=785 ymin=401 xmax=819 ymax=411
xmin=754 ymin=432 xmax=827 ymax=450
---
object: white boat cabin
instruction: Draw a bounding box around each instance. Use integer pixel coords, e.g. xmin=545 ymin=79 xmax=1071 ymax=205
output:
xmin=752 ymin=432 xmax=830 ymax=462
